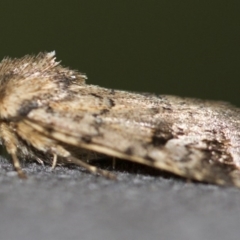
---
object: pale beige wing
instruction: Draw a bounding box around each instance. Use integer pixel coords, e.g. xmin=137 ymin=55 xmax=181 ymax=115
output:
xmin=16 ymin=86 xmax=240 ymax=187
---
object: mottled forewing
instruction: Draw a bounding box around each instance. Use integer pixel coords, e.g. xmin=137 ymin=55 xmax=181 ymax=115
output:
xmin=21 ymin=87 xmax=240 ymax=187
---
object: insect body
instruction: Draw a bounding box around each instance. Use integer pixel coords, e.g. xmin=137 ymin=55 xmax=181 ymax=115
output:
xmin=1 ymin=52 xmax=240 ymax=187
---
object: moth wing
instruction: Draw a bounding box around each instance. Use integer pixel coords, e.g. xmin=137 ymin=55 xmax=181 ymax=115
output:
xmin=20 ymin=96 xmax=240 ymax=187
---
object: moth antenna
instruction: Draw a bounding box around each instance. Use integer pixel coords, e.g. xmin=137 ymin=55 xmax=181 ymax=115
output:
xmin=68 ymin=156 xmax=116 ymax=180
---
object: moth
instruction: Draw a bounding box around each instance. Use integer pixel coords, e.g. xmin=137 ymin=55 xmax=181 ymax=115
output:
xmin=1 ymin=52 xmax=240 ymax=187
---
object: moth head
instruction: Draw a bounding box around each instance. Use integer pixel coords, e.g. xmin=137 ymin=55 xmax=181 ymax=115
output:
xmin=0 ymin=52 xmax=87 ymax=119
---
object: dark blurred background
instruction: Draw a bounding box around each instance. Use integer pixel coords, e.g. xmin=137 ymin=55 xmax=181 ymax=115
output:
xmin=0 ymin=1 xmax=240 ymax=105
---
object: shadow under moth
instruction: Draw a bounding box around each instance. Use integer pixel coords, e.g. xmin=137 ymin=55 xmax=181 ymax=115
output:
xmin=0 ymin=51 xmax=240 ymax=187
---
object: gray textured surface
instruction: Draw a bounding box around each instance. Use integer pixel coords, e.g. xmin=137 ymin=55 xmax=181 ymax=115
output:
xmin=0 ymin=156 xmax=240 ymax=240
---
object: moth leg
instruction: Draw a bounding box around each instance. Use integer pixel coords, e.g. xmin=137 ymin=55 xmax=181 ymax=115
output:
xmin=68 ymin=156 xmax=116 ymax=179
xmin=12 ymin=154 xmax=27 ymax=179
xmin=0 ymin=122 xmax=26 ymax=178
xmin=86 ymin=152 xmax=91 ymax=163
xmin=36 ymin=157 xmax=45 ymax=166
xmin=51 ymin=154 xmax=58 ymax=170
xmin=112 ymin=157 xmax=116 ymax=169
